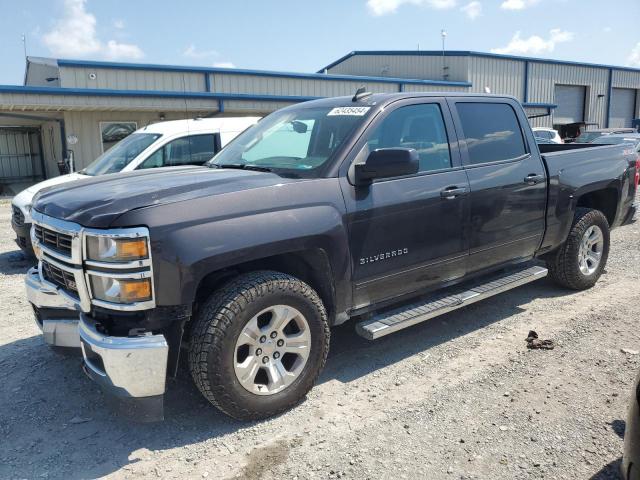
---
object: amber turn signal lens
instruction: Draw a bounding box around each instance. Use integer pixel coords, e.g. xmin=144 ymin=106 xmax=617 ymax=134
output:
xmin=120 ymin=279 xmax=152 ymax=303
xmin=116 ymin=239 xmax=148 ymax=260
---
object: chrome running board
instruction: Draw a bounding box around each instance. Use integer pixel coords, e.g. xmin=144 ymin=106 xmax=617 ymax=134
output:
xmin=356 ymin=265 xmax=548 ymax=340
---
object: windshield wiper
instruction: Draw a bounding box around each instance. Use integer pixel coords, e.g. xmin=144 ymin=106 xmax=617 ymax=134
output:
xmin=215 ymin=163 xmax=273 ymax=173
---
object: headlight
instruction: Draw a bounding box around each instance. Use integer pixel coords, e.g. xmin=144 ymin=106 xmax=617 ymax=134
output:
xmin=89 ymin=276 xmax=152 ymax=304
xmin=86 ymin=236 xmax=149 ymax=263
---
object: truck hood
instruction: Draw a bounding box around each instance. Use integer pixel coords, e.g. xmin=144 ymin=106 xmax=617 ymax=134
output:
xmin=32 ymin=166 xmax=296 ymax=228
xmin=12 ymin=172 xmax=87 ymax=222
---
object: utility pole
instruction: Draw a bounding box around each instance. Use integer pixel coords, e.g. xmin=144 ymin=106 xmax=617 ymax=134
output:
xmin=441 ymin=29 xmax=447 ymax=80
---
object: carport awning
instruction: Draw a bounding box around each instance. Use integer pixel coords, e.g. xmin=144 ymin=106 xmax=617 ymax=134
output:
xmin=0 ymin=85 xmax=320 ymax=113
xmin=523 ymin=102 xmax=557 ymax=119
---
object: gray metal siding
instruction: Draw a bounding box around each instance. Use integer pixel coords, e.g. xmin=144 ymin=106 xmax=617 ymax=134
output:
xmin=467 ymin=57 xmax=525 ymax=99
xmin=400 ymin=84 xmax=469 ymax=93
xmin=609 ymin=88 xmax=637 ymax=128
xmin=210 ymin=73 xmax=399 ymax=97
xmin=612 ymin=69 xmax=640 ymax=89
xmin=59 ymin=66 xmax=205 ymax=92
xmin=325 ymin=54 xmax=470 ymax=83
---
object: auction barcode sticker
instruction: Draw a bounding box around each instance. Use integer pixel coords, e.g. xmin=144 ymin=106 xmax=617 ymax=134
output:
xmin=327 ymin=107 xmax=371 ymax=116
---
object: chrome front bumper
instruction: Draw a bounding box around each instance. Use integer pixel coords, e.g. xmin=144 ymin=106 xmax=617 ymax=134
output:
xmin=79 ymin=314 xmax=168 ymax=399
xmin=25 ymin=267 xmax=81 ymax=348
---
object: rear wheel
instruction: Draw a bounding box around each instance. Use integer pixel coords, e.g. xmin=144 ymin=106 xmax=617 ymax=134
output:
xmin=188 ymin=271 xmax=330 ymax=420
xmin=546 ymin=207 xmax=610 ymax=290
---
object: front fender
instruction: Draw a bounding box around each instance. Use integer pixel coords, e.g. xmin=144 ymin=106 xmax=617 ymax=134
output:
xmin=113 ymin=178 xmax=351 ymax=314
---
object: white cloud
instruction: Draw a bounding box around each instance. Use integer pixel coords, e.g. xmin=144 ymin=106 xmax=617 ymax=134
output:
xmin=367 ymin=0 xmax=456 ymax=16
xmin=213 ymin=62 xmax=236 ymax=69
xmin=500 ymin=0 xmax=540 ymax=10
xmin=113 ymin=19 xmax=125 ymax=29
xmin=602 ymin=26 xmax=612 ymax=33
xmin=491 ymin=29 xmax=574 ymax=55
xmin=104 ymin=40 xmax=143 ymax=60
xmin=628 ymin=42 xmax=640 ymax=67
xmin=461 ymin=1 xmax=481 ymax=19
xmin=43 ymin=0 xmax=143 ymax=60
xmin=183 ymin=44 xmax=219 ymax=59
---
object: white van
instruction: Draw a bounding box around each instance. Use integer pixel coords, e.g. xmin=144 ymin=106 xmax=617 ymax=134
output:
xmin=12 ymin=116 xmax=260 ymax=255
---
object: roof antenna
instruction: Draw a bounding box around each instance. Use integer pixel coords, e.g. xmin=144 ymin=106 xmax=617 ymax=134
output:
xmin=352 ymin=86 xmax=372 ymax=102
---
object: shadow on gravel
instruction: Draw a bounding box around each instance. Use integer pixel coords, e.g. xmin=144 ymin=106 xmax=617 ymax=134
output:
xmin=611 ymin=419 xmax=626 ymax=439
xmin=323 ymin=276 xmax=573 ymax=384
xmin=0 ymin=249 xmax=34 ymax=275
xmin=0 ymin=335 xmax=246 ymax=479
xmin=0 ymin=276 xmax=578 ymax=479
xmin=590 ymin=458 xmax=622 ymax=479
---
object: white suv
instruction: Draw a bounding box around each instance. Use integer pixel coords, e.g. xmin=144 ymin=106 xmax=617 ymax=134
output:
xmin=12 ymin=116 xmax=260 ymax=256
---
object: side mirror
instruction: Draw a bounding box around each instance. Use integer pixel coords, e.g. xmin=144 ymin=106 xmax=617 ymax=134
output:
xmin=354 ymin=148 xmax=419 ymax=185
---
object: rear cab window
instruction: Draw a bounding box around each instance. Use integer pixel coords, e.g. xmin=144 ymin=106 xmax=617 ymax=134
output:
xmin=454 ymin=102 xmax=528 ymax=165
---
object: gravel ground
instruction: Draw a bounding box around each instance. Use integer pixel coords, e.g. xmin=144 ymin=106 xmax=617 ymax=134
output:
xmin=0 ymin=198 xmax=638 ymax=480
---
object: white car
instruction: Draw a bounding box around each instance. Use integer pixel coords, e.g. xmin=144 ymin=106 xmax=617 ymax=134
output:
xmin=532 ymin=127 xmax=563 ymax=144
xmin=11 ymin=116 xmax=260 ymax=255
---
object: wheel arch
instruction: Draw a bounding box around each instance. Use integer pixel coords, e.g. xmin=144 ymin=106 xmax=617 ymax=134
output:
xmin=575 ymin=186 xmax=619 ymax=226
xmin=191 ymin=248 xmax=338 ymax=325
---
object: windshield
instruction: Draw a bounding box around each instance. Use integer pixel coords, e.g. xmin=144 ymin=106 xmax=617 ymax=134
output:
xmin=575 ymin=132 xmax=603 ymax=143
xmin=82 ymin=133 xmax=162 ymax=176
xmin=209 ymin=105 xmax=372 ymax=177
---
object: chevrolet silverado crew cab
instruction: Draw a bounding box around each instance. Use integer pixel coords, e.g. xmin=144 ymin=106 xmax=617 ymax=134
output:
xmin=12 ymin=116 xmax=260 ymax=257
xmin=25 ymin=92 xmax=638 ymax=421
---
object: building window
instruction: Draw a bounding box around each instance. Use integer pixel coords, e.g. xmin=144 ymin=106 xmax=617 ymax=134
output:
xmin=100 ymin=121 xmax=138 ymax=152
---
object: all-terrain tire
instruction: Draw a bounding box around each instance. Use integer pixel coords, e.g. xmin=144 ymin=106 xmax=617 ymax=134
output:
xmin=546 ymin=207 xmax=610 ymax=290
xmin=188 ymin=270 xmax=330 ymax=420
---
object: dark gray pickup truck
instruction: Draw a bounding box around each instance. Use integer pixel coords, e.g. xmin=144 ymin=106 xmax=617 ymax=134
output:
xmin=25 ymin=92 xmax=638 ymax=421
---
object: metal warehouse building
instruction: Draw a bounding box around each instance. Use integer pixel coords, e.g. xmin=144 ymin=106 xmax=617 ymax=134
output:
xmin=322 ymin=50 xmax=640 ymax=131
xmin=0 ymin=51 xmax=639 ymax=192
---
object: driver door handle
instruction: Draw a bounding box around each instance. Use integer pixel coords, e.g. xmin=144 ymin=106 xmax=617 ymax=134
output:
xmin=524 ymin=173 xmax=544 ymax=185
xmin=440 ymin=186 xmax=469 ymax=200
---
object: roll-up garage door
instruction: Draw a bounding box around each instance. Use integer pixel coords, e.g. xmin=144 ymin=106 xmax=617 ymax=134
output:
xmin=554 ymin=85 xmax=586 ymax=124
xmin=0 ymin=127 xmax=45 ymax=182
xmin=609 ymin=88 xmax=636 ymax=128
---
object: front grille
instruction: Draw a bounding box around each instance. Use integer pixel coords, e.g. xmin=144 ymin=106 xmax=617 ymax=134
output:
xmin=12 ymin=206 xmax=24 ymax=227
xmin=34 ymin=224 xmax=72 ymax=256
xmin=42 ymin=260 xmax=78 ymax=296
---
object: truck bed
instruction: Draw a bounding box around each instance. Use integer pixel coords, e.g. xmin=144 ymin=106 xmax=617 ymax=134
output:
xmin=538 ymin=142 xmax=637 ymax=253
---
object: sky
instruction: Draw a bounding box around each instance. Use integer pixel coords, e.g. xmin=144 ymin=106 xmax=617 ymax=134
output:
xmin=0 ymin=0 xmax=638 ymax=85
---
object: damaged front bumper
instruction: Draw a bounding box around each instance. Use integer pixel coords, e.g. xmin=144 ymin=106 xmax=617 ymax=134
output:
xmin=79 ymin=314 xmax=168 ymax=421
xmin=25 ymin=266 xmax=170 ymax=421
xmin=25 ymin=266 xmax=81 ymax=348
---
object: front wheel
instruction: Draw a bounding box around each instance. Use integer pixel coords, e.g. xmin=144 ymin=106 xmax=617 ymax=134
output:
xmin=546 ymin=207 xmax=610 ymax=290
xmin=188 ymin=271 xmax=330 ymax=420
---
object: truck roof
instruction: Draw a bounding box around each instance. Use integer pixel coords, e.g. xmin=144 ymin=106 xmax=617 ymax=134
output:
xmin=286 ymin=92 xmax=519 ymax=111
xmin=137 ymin=116 xmax=261 ymax=135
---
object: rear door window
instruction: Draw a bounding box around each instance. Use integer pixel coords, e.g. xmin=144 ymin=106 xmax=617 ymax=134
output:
xmin=455 ymin=103 xmax=527 ymax=165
